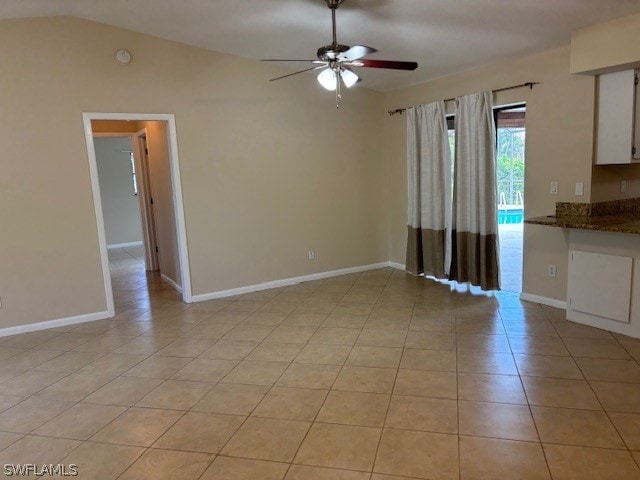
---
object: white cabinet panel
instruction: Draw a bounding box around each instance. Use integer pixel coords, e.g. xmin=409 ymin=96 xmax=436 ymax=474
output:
xmin=568 ymin=250 xmax=633 ymax=323
xmin=595 ymin=69 xmax=638 ymax=165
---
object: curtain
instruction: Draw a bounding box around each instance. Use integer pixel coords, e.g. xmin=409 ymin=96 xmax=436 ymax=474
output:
xmin=449 ymin=91 xmax=500 ymax=290
xmin=405 ymin=102 xmax=452 ymax=278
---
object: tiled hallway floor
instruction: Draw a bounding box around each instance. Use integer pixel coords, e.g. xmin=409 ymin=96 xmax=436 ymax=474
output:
xmin=0 ymin=248 xmax=639 ymax=479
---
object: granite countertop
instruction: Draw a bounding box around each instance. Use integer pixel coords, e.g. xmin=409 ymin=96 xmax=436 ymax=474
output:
xmin=525 ymin=212 xmax=640 ymax=234
xmin=525 ymin=197 xmax=640 ymax=234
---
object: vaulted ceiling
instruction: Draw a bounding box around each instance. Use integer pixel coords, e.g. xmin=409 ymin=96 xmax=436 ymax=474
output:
xmin=3 ymin=0 xmax=640 ymax=91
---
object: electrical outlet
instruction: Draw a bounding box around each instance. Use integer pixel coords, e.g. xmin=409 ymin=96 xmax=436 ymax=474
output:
xmin=550 ymin=182 xmax=558 ymax=195
xmin=621 ymin=180 xmax=627 ymax=193
xmin=308 ymin=251 xmax=315 ymax=260
xmin=575 ymin=182 xmax=584 ymax=196
xmin=548 ymin=264 xmax=557 ymax=278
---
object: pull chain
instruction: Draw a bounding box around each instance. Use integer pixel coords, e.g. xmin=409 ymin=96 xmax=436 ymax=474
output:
xmin=335 ymin=72 xmax=341 ymax=108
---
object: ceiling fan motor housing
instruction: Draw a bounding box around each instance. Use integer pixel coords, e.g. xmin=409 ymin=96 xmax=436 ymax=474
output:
xmin=317 ymin=44 xmax=349 ymax=61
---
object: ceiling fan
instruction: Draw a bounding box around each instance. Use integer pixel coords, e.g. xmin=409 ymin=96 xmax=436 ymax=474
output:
xmin=262 ymin=0 xmax=418 ymax=107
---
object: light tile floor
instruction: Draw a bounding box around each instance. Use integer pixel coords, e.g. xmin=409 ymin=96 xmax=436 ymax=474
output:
xmin=0 ymin=246 xmax=639 ymax=479
xmin=499 ymin=222 xmax=523 ymax=293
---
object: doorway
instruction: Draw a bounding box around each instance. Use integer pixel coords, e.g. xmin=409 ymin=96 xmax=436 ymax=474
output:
xmin=82 ymin=113 xmax=192 ymax=317
xmin=494 ymin=105 xmax=526 ymax=293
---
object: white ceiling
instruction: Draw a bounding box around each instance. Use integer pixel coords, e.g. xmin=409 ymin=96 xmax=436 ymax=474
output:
xmin=3 ymin=0 xmax=640 ymax=91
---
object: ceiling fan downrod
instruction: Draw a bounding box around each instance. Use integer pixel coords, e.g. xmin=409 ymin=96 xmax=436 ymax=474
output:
xmin=326 ymin=0 xmax=343 ymax=49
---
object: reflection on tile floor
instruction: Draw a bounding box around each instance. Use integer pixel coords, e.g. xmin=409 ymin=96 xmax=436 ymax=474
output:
xmin=0 ymin=246 xmax=639 ymax=478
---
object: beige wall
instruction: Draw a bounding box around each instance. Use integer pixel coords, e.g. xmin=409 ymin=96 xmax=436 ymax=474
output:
xmin=0 ymin=16 xmax=387 ymax=329
xmin=571 ymin=12 xmax=640 ymax=74
xmin=591 ymin=164 xmax=640 ymax=203
xmin=383 ymin=46 xmax=596 ymax=302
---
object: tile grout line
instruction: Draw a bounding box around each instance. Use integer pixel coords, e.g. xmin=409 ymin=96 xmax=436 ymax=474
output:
xmin=500 ymin=306 xmax=554 ymax=480
xmin=454 ymin=308 xmax=462 ymax=480
xmin=368 ymin=279 xmax=407 ymax=477
xmin=141 ymin=284 xmax=301 ymax=480
xmin=564 ymin=326 xmax=636 ymax=454
xmin=180 ymin=272 xmax=366 ymax=474
xmin=278 ymin=269 xmax=368 ymax=479
xmin=544 ymin=311 xmax=637 ymax=468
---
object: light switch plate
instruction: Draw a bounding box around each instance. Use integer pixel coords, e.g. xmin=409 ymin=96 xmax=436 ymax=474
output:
xmin=575 ymin=182 xmax=584 ymax=196
xmin=550 ymin=182 xmax=558 ymax=195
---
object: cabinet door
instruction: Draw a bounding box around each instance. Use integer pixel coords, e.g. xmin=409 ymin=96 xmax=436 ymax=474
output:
xmin=568 ymin=250 xmax=633 ymax=323
xmin=595 ymin=69 xmax=636 ymax=165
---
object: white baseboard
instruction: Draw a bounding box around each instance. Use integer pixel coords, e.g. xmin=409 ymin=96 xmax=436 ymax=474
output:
xmin=107 ymin=241 xmax=143 ymax=249
xmin=161 ymin=273 xmax=183 ymax=294
xmin=520 ymin=292 xmax=567 ymax=309
xmin=0 ymin=262 xmax=392 ymax=338
xmin=389 ymin=262 xmax=406 ymax=270
xmin=0 ymin=310 xmax=113 ymax=338
xmin=191 ymin=262 xmax=391 ymax=303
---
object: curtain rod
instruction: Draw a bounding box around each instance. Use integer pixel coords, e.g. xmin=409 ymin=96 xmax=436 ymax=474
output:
xmin=387 ymin=81 xmax=541 ymax=116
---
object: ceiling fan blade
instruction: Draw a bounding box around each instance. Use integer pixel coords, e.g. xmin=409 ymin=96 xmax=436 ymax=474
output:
xmin=269 ymin=65 xmax=326 ymax=82
xmin=341 ymin=45 xmax=377 ymax=61
xmin=261 ymin=59 xmax=316 ymax=62
xmin=351 ymin=59 xmax=418 ymax=70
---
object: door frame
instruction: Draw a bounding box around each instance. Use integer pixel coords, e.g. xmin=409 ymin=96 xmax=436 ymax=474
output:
xmin=82 ymin=112 xmax=193 ymax=311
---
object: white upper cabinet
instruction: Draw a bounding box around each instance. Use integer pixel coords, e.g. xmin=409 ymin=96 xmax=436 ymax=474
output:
xmin=595 ymin=69 xmax=640 ymax=165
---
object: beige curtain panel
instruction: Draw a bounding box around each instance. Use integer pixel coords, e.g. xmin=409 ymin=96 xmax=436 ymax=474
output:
xmin=449 ymin=91 xmax=501 ymax=290
xmin=405 ymin=102 xmax=452 ymax=278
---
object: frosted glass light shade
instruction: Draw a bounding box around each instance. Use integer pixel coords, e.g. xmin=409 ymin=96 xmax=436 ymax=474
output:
xmin=317 ymin=68 xmax=337 ymax=90
xmin=341 ymin=68 xmax=359 ymax=88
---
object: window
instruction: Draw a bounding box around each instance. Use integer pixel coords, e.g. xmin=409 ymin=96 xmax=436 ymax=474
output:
xmin=494 ymin=106 xmax=526 ymax=209
xmin=446 ymin=107 xmax=526 ymax=209
xmin=447 ymin=116 xmax=455 ymax=197
xmin=446 ymin=115 xmax=455 ymax=160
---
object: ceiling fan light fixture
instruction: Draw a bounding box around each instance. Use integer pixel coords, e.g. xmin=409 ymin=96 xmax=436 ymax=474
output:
xmin=317 ymin=68 xmax=337 ymax=91
xmin=263 ymin=0 xmax=418 ymax=102
xmin=340 ymin=68 xmax=359 ymax=88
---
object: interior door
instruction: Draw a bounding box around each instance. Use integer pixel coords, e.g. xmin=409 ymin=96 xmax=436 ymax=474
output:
xmin=134 ymin=132 xmax=160 ymax=271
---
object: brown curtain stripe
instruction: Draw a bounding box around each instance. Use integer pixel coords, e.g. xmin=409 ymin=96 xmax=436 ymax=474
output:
xmin=449 ymin=231 xmax=500 ymax=290
xmin=406 ymin=227 xmax=449 ymax=279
